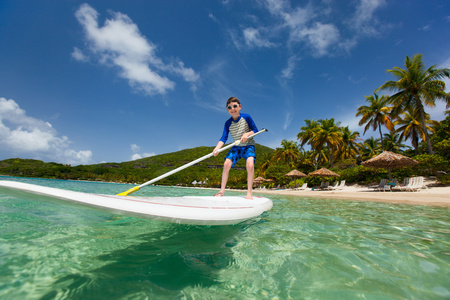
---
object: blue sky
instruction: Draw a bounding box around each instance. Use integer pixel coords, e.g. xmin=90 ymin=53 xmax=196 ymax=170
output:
xmin=1 ymin=0 xmax=449 ymax=165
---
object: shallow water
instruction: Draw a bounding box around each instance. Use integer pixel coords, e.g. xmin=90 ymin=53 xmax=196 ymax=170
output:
xmin=0 ymin=176 xmax=449 ymax=299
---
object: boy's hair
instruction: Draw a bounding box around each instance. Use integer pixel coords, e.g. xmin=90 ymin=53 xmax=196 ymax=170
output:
xmin=226 ymin=97 xmax=240 ymax=106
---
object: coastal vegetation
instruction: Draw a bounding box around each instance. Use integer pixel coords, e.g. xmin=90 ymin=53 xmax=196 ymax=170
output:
xmin=258 ymin=54 xmax=450 ymax=187
xmin=1 ymin=54 xmax=449 ymax=188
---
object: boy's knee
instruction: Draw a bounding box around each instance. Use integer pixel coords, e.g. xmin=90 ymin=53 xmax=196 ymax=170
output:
xmin=224 ymin=159 xmax=233 ymax=168
xmin=246 ymin=157 xmax=254 ymax=168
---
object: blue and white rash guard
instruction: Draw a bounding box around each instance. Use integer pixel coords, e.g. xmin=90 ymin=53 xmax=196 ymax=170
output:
xmin=219 ymin=113 xmax=258 ymax=146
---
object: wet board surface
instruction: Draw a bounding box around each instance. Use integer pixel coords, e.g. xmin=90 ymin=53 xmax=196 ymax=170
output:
xmin=0 ymin=181 xmax=273 ymax=225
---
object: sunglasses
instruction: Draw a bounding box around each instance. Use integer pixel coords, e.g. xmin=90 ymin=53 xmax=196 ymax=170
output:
xmin=227 ymin=104 xmax=239 ymax=110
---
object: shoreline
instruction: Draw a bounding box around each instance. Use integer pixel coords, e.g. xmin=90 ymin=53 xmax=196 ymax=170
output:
xmin=1 ymin=175 xmax=449 ymax=208
xmin=252 ymin=184 xmax=450 ymax=208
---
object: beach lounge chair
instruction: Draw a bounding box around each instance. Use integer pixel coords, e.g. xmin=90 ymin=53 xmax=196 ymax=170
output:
xmin=394 ymin=177 xmax=410 ymax=191
xmin=392 ymin=178 xmax=409 ymax=191
xmin=312 ymin=181 xmax=328 ymax=191
xmin=382 ymin=184 xmax=391 ymax=192
xmin=370 ymin=179 xmax=388 ymax=191
xmin=325 ymin=182 xmax=339 ymax=190
xmin=409 ymin=177 xmax=420 ymax=192
xmin=382 ymin=179 xmax=397 ymax=192
xmin=295 ymin=183 xmax=307 ymax=190
xmin=320 ymin=182 xmax=329 ymax=189
xmin=418 ymin=177 xmax=428 ymax=190
xmin=409 ymin=176 xmax=427 ymax=192
xmin=393 ymin=177 xmax=416 ymax=191
xmin=329 ymin=180 xmax=346 ymax=190
xmin=272 ymin=184 xmax=281 ymax=190
xmin=406 ymin=177 xmax=422 ymax=192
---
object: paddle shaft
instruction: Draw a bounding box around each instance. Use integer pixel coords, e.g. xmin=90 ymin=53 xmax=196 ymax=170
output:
xmin=138 ymin=128 xmax=267 ymax=188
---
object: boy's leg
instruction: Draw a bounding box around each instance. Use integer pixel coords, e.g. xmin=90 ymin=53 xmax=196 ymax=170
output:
xmin=215 ymin=158 xmax=233 ymax=196
xmin=246 ymin=156 xmax=255 ymax=199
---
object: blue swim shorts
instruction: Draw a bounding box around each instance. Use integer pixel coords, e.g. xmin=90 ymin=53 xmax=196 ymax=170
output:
xmin=225 ymin=145 xmax=256 ymax=168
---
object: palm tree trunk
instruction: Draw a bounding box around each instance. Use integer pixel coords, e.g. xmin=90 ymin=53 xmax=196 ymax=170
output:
xmin=418 ymin=104 xmax=434 ymax=154
xmin=378 ymin=123 xmax=385 ymax=151
xmin=412 ymin=132 xmax=418 ymax=156
xmin=330 ymin=151 xmax=334 ymax=167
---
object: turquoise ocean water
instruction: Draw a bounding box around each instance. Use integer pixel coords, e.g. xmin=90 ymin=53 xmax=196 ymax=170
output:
xmin=0 ymin=176 xmax=449 ymax=299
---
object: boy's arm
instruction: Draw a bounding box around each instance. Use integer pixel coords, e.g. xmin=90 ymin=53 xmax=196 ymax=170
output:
xmin=241 ymin=114 xmax=258 ymax=143
xmin=240 ymin=131 xmax=255 ymax=143
xmin=213 ymin=141 xmax=224 ymax=156
xmin=215 ymin=119 xmax=231 ymax=156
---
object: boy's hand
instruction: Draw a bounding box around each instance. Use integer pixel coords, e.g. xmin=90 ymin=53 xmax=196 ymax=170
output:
xmin=240 ymin=132 xmax=251 ymax=143
xmin=213 ymin=149 xmax=219 ymax=156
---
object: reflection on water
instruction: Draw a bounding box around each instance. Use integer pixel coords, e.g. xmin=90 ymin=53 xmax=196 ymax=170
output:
xmin=42 ymin=224 xmax=246 ymax=299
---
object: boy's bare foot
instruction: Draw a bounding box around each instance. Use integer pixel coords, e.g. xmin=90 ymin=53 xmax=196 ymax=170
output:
xmin=245 ymin=194 xmax=253 ymax=200
xmin=214 ymin=192 xmax=224 ymax=197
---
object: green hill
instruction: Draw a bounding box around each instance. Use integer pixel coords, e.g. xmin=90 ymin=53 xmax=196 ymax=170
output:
xmin=0 ymin=144 xmax=274 ymax=188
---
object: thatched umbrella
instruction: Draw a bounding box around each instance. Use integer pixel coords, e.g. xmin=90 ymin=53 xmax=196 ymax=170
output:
xmin=254 ymin=176 xmax=266 ymax=183
xmin=284 ymin=169 xmax=307 ymax=179
xmin=284 ymin=169 xmax=307 ymax=187
xmin=362 ymin=151 xmax=418 ymax=181
xmin=253 ymin=176 xmax=266 ymax=187
xmin=309 ymin=168 xmax=340 ymax=177
xmin=308 ymin=168 xmax=340 ymax=186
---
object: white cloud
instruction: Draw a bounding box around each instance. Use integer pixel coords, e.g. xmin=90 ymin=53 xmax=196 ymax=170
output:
xmin=283 ymin=111 xmax=292 ymax=130
xmin=338 ymin=111 xmax=364 ymax=134
xmin=350 ymin=0 xmax=386 ymax=36
xmin=234 ymin=0 xmax=388 ymax=61
xmin=418 ymin=24 xmax=431 ymax=31
xmin=243 ymin=27 xmax=275 ymax=48
xmin=262 ymin=0 xmax=340 ymax=57
xmin=283 ymin=5 xmax=312 ymax=29
xmin=71 ymin=47 xmax=88 ymax=62
xmin=281 ymin=55 xmax=299 ymax=79
xmin=427 ymin=101 xmax=447 ymax=122
xmin=208 ymin=13 xmax=218 ymax=23
xmin=295 ymin=22 xmax=340 ymax=56
xmin=74 ymin=3 xmax=199 ymax=96
xmin=130 ymin=144 xmax=154 ymax=161
xmin=131 ymin=144 xmax=140 ymax=153
xmin=0 ymin=97 xmax=93 ymax=165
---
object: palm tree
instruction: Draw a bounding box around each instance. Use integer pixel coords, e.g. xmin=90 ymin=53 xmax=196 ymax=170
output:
xmin=356 ymin=93 xmax=394 ymax=151
xmin=297 ymin=119 xmax=322 ymax=169
xmin=272 ymin=140 xmax=302 ymax=168
xmin=394 ymin=107 xmax=437 ymax=155
xmin=338 ymin=126 xmax=361 ymax=160
xmin=360 ymin=137 xmax=381 ymax=160
xmin=377 ymin=54 xmax=450 ymax=154
xmin=309 ymin=118 xmax=343 ymax=167
xmin=382 ymin=132 xmax=407 ymax=153
xmin=257 ymin=152 xmax=273 ymax=178
xmin=297 ymin=119 xmax=320 ymax=148
xmin=306 ymin=148 xmax=328 ymax=170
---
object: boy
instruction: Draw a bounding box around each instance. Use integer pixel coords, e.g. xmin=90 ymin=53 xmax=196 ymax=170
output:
xmin=213 ymin=97 xmax=258 ymax=199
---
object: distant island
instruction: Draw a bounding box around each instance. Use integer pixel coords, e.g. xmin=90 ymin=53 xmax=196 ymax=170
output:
xmin=0 ymin=144 xmax=275 ymax=189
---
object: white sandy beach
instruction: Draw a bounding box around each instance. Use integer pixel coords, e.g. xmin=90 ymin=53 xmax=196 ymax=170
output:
xmin=253 ymin=182 xmax=450 ymax=208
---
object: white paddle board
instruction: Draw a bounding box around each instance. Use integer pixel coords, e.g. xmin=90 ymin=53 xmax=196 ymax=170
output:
xmin=0 ymin=181 xmax=273 ymax=225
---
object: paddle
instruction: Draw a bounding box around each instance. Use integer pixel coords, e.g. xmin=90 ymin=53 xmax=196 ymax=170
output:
xmin=117 ymin=128 xmax=268 ymax=196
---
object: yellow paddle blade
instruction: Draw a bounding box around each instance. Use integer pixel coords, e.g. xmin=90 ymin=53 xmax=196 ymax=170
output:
xmin=117 ymin=186 xmax=140 ymax=196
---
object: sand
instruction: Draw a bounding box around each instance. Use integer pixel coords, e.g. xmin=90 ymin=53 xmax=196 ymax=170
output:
xmin=253 ymin=181 xmax=450 ymax=208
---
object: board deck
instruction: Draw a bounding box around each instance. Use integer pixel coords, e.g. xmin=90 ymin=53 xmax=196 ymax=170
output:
xmin=0 ymin=181 xmax=273 ymax=225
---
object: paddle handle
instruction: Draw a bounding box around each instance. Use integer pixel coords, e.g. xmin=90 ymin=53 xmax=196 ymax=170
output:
xmin=138 ymin=128 xmax=268 ymax=189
